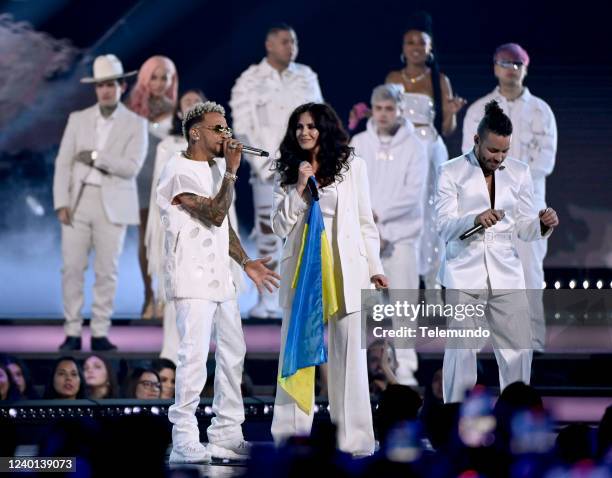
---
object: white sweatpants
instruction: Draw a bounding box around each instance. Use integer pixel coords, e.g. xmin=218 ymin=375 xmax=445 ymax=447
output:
xmin=516 ymin=238 xmax=548 ymax=350
xmin=381 ymin=240 xmax=419 ymax=385
xmin=271 ymin=309 xmax=375 ymax=455
xmin=160 ymin=301 xmax=178 ymax=364
xmin=61 ymin=185 xmax=126 ymax=338
xmin=442 ymin=287 xmax=533 ymax=403
xmin=168 ymin=298 xmax=246 ymax=446
xmin=251 ymin=177 xmax=281 ymax=309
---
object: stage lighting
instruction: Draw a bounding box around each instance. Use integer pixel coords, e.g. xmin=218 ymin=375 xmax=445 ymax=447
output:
xmin=597 ymin=280 xmax=603 ymax=289
xmin=569 ymin=280 xmax=576 ymax=289
xmin=542 ymin=281 xmax=547 ymax=289
xmin=554 ymin=281 xmax=561 ymax=289
xmin=583 ymin=280 xmax=589 ymax=289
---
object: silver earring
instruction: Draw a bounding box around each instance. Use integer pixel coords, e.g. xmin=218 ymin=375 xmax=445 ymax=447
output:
xmin=400 ymin=53 xmax=406 ymax=64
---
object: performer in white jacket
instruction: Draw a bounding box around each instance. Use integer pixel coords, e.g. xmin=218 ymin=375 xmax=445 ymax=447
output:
xmin=271 ymin=103 xmax=388 ymax=456
xmin=461 ymin=43 xmax=557 ymax=350
xmin=230 ymin=24 xmax=323 ymax=318
xmin=437 ymin=101 xmax=558 ymax=403
xmin=350 ymin=84 xmax=428 ymax=386
xmin=53 ymin=55 xmax=147 ymax=352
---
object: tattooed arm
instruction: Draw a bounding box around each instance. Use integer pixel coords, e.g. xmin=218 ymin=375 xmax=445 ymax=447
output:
xmin=173 ymin=176 xmax=235 ymax=227
xmin=229 ymin=223 xmax=249 ymax=266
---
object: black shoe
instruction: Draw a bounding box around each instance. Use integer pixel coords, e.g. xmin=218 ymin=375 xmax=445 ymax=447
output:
xmin=59 ymin=336 xmax=81 ymax=352
xmin=91 ymin=337 xmax=117 ymax=351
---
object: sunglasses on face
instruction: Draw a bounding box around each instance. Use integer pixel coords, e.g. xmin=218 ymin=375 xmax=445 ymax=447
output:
xmin=201 ymin=124 xmax=233 ymax=136
xmin=495 ymin=60 xmax=525 ymax=70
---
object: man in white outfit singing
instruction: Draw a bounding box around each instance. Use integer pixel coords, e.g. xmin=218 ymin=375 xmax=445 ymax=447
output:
xmin=53 ymin=54 xmax=147 ymax=352
xmin=157 ymin=101 xmax=280 ymax=464
xmin=461 ymin=43 xmax=557 ymax=351
xmin=230 ymin=24 xmax=323 ymax=318
xmin=437 ymin=100 xmax=559 ymax=403
xmin=350 ymin=84 xmax=428 ymax=385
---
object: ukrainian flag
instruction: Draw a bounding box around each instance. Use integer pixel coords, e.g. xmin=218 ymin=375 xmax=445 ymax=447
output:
xmin=278 ymin=181 xmax=338 ymax=414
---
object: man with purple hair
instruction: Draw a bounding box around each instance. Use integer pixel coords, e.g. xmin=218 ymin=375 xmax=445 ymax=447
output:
xmin=462 ymin=43 xmax=557 ymax=352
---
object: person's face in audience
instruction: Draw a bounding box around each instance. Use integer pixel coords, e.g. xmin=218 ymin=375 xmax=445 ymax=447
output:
xmin=158 ymin=367 xmax=176 ymax=399
xmin=402 ymin=30 xmax=432 ymax=66
xmin=84 ymin=356 xmax=109 ymax=388
xmin=135 ymin=372 xmax=161 ymax=399
xmin=372 ymin=99 xmax=402 ymax=134
xmin=367 ymin=342 xmax=398 ymax=381
xmin=431 ymin=369 xmax=443 ymax=400
xmin=296 ymin=112 xmax=320 ymax=154
xmin=53 ymin=360 xmax=80 ymax=400
xmin=7 ymin=363 xmax=25 ymax=394
xmin=148 ymin=65 xmax=172 ymax=98
xmin=0 ymin=368 xmax=9 ymax=399
xmin=179 ymin=92 xmax=203 ymax=117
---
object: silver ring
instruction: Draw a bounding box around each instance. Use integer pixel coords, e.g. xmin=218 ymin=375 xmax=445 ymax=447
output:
xmin=229 ymin=143 xmax=238 ymax=149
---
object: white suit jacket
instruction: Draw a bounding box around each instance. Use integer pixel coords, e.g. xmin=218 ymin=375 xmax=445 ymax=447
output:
xmin=230 ymin=59 xmax=323 ymax=182
xmin=461 ymin=87 xmax=557 ymax=208
xmin=53 ymin=103 xmax=148 ymax=225
xmin=271 ymin=156 xmax=384 ymax=314
xmin=435 ymin=151 xmax=553 ymax=290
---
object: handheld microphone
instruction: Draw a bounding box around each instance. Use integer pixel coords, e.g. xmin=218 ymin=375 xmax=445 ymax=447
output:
xmin=307 ymin=176 xmax=319 ymax=201
xmin=242 ymin=145 xmax=269 ymax=157
xmin=459 ymin=210 xmax=505 ymax=240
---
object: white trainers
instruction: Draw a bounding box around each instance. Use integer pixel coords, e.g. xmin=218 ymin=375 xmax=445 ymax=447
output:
xmin=169 ymin=442 xmax=211 ymax=464
xmin=207 ymin=439 xmax=251 ymax=460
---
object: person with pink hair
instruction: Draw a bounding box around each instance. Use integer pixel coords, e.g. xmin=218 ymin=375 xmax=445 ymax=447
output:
xmin=128 ymin=55 xmax=179 ymax=319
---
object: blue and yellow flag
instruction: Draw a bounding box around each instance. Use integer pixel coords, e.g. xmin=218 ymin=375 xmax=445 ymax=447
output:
xmin=278 ymin=181 xmax=338 ymax=414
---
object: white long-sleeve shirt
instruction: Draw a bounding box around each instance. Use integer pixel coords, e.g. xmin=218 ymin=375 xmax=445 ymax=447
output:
xmin=230 ymin=58 xmax=323 ymax=181
xmin=462 ymin=87 xmax=557 ymax=208
xmin=350 ymin=117 xmax=428 ymax=243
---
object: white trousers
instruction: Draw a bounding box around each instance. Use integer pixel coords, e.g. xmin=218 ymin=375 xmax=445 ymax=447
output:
xmin=160 ymin=301 xmax=178 ymax=364
xmin=61 ymin=185 xmax=126 ymax=338
xmin=251 ymin=177 xmax=281 ymax=308
xmin=442 ymin=288 xmax=533 ymax=403
xmin=381 ymin=240 xmax=419 ymax=385
xmin=168 ymin=298 xmax=246 ymax=446
xmin=516 ymin=237 xmax=548 ymax=350
xmin=271 ymin=309 xmax=375 ymax=455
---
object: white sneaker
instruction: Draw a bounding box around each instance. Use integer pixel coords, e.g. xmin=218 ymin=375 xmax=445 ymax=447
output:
xmin=207 ymin=439 xmax=251 ymax=460
xmin=169 ymin=442 xmax=211 ymax=464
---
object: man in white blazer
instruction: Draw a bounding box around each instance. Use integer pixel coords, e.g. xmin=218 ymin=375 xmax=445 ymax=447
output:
xmin=461 ymin=43 xmax=557 ymax=351
xmin=230 ymin=24 xmax=323 ymax=318
xmin=53 ymin=54 xmax=148 ymax=351
xmin=436 ymin=100 xmax=558 ymax=403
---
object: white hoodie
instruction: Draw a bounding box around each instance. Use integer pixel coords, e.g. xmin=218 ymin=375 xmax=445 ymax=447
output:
xmin=350 ymin=117 xmax=428 ymax=244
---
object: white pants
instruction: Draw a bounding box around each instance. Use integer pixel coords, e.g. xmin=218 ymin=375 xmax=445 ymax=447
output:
xmin=271 ymin=309 xmax=375 ymax=455
xmin=381 ymin=240 xmax=419 ymax=385
xmin=442 ymin=288 xmax=533 ymax=403
xmin=169 ymin=298 xmax=246 ymax=446
xmin=516 ymin=238 xmax=548 ymax=350
xmin=251 ymin=176 xmax=281 ymax=308
xmin=160 ymin=301 xmax=178 ymax=364
xmin=61 ymin=185 xmax=126 ymax=338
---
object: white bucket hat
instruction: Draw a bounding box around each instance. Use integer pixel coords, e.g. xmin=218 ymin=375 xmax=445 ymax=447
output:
xmin=80 ymin=54 xmax=137 ymax=84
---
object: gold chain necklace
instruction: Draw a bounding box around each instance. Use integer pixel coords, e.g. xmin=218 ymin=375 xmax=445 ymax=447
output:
xmin=401 ymin=67 xmax=429 ymax=84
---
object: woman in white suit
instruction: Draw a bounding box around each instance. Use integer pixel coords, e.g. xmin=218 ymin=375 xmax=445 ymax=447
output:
xmin=270 ymin=103 xmax=388 ymax=456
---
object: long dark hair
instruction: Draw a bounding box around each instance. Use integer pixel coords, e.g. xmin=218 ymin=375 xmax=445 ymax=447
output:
xmin=2 ymin=355 xmax=39 ymax=399
xmin=403 ymin=11 xmax=443 ymax=134
xmin=0 ymin=364 xmax=21 ymax=401
xmin=44 ymin=356 xmax=86 ymax=400
xmin=125 ymin=367 xmax=161 ymax=399
xmin=170 ymin=88 xmax=207 ymax=136
xmin=275 ymin=103 xmax=352 ymax=188
xmin=83 ymin=355 xmax=119 ymax=399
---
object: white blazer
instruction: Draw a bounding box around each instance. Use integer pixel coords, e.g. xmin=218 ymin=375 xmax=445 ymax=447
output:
xmin=271 ymin=156 xmax=384 ymax=314
xmin=53 ymin=103 xmax=148 ymax=225
xmin=435 ymin=151 xmax=553 ymax=290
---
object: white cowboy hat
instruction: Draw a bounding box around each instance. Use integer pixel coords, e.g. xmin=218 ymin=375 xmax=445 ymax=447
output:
xmin=80 ymin=54 xmax=137 ymax=84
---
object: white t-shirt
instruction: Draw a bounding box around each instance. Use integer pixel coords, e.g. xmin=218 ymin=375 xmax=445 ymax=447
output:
xmin=156 ymin=152 xmax=236 ymax=301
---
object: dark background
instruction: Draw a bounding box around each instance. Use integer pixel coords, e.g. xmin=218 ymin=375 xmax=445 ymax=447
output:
xmin=1 ymin=0 xmax=611 ymax=270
